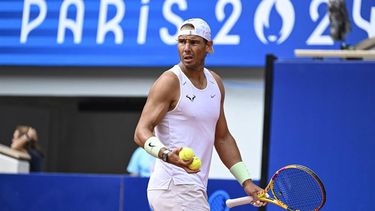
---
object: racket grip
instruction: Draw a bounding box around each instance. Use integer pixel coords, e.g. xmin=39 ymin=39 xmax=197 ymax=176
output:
xmin=226 ymin=196 xmax=254 ymax=208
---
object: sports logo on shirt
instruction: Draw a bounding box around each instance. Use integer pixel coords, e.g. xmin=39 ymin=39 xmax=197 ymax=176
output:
xmin=186 ymin=94 xmax=196 ymax=102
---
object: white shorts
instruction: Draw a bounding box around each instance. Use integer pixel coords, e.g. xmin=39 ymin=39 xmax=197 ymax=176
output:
xmin=147 ymin=180 xmax=209 ymax=211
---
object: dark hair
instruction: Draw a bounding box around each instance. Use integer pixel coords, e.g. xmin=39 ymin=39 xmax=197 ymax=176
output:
xmin=15 ymin=125 xmax=43 ymax=155
xmin=16 ymin=125 xmax=30 ymax=137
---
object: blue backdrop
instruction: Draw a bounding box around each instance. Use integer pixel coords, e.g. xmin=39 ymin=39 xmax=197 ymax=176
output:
xmin=0 ymin=0 xmax=374 ymax=66
xmin=0 ymin=173 xmax=259 ymax=211
xmin=266 ymin=60 xmax=375 ymax=210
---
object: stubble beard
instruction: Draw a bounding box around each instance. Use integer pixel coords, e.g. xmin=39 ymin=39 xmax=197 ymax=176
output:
xmin=180 ymin=56 xmax=206 ymax=72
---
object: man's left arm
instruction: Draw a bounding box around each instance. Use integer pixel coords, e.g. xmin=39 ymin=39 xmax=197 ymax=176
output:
xmin=212 ymin=71 xmax=265 ymax=206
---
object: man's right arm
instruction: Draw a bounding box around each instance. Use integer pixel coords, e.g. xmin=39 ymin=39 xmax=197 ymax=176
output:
xmin=133 ymin=71 xmax=179 ymax=154
xmin=133 ymin=71 xmax=198 ymax=172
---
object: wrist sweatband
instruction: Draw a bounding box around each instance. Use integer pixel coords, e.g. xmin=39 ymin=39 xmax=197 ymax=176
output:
xmin=144 ymin=136 xmax=165 ymax=158
xmin=230 ymin=161 xmax=251 ymax=186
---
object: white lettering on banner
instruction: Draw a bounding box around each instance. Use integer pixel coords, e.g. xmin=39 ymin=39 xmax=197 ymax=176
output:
xmin=57 ymin=0 xmax=84 ymax=44
xmin=254 ymin=0 xmax=295 ymax=44
xmin=20 ymin=0 xmax=47 ymax=43
xmin=18 ymin=0 xmax=374 ymax=46
xmin=213 ymin=0 xmax=241 ymax=45
xmin=160 ymin=0 xmax=187 ymax=45
xmin=137 ymin=0 xmax=150 ymax=44
xmin=306 ymin=0 xmax=333 ymax=45
xmin=353 ymin=0 xmax=375 ymax=37
xmin=97 ymin=0 xmax=125 ymax=44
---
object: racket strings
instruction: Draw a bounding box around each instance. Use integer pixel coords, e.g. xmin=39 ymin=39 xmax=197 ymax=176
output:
xmin=272 ymin=167 xmax=325 ymax=211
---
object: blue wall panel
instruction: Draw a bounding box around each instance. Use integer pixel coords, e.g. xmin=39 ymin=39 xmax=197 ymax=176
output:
xmin=267 ymin=61 xmax=375 ymax=211
xmin=0 ymin=173 xmax=122 ymax=211
xmin=0 ymin=173 xmax=256 ymax=210
xmin=123 ymin=177 xmax=150 ymax=211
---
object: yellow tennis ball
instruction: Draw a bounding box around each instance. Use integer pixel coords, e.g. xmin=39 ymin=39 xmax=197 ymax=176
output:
xmin=188 ymin=157 xmax=201 ymax=171
xmin=179 ymin=147 xmax=195 ymax=161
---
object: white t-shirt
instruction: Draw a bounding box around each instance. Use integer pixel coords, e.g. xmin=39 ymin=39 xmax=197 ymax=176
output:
xmin=148 ymin=65 xmax=221 ymax=190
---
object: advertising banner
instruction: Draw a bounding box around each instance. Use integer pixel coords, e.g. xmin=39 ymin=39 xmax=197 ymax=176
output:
xmin=0 ymin=0 xmax=374 ymax=66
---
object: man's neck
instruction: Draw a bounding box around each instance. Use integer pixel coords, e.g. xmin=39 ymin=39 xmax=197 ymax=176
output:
xmin=179 ymin=63 xmax=207 ymax=89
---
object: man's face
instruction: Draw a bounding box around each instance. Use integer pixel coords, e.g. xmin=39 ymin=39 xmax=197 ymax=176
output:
xmin=177 ymin=35 xmax=212 ymax=69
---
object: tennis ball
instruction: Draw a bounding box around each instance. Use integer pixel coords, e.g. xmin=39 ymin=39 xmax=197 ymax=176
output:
xmin=188 ymin=157 xmax=201 ymax=171
xmin=179 ymin=147 xmax=195 ymax=161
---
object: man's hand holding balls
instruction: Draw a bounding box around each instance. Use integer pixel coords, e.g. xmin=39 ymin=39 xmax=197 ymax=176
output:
xmin=178 ymin=147 xmax=201 ymax=171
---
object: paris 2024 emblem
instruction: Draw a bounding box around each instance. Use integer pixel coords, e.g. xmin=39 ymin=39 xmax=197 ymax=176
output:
xmin=254 ymin=0 xmax=295 ymax=44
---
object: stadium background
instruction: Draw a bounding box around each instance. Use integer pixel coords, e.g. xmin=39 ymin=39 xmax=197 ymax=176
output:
xmin=0 ymin=0 xmax=374 ymax=210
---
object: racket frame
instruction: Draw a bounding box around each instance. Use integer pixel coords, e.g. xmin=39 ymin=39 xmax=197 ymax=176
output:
xmin=257 ymin=166 xmax=289 ymax=210
xmin=257 ymin=164 xmax=326 ymax=211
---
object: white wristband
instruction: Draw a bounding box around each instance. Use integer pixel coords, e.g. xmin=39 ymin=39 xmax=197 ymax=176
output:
xmin=230 ymin=161 xmax=251 ymax=186
xmin=144 ymin=136 xmax=165 ymax=158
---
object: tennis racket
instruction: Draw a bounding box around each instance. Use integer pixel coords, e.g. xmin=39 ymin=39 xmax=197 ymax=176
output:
xmin=226 ymin=164 xmax=326 ymax=211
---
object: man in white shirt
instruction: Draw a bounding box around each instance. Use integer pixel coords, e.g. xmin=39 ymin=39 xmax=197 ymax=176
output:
xmin=134 ymin=18 xmax=265 ymax=210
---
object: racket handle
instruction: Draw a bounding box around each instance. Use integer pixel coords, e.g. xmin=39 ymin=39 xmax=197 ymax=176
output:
xmin=226 ymin=196 xmax=253 ymax=208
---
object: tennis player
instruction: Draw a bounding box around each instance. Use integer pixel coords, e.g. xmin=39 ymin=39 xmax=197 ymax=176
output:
xmin=134 ymin=18 xmax=265 ymax=210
